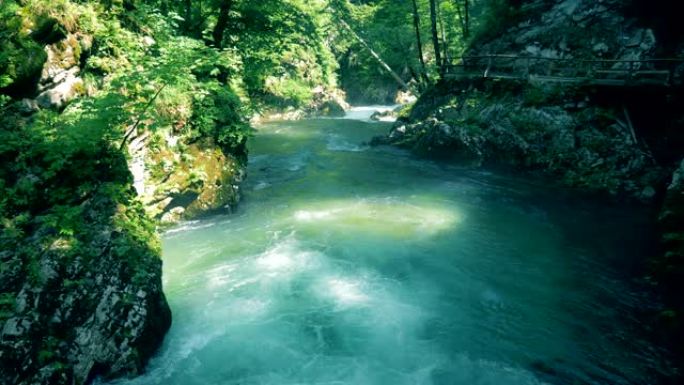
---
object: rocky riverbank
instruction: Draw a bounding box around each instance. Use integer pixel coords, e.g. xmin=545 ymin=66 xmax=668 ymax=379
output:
xmin=250 ymin=87 xmax=350 ymax=123
xmin=372 ymin=78 xmax=670 ymax=200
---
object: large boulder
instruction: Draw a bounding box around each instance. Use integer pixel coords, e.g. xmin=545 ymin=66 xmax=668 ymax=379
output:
xmin=129 ymin=130 xmax=245 ymax=226
xmin=34 ymin=33 xmax=90 ymax=110
xmin=309 ymin=86 xmax=349 ymax=117
xmin=0 ymin=191 xmax=171 ymax=385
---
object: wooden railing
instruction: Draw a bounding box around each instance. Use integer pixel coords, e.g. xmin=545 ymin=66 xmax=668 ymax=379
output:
xmin=444 ymin=55 xmax=684 ymax=86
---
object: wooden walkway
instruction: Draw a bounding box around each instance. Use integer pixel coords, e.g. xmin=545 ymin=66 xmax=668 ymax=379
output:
xmin=445 ymin=55 xmax=684 ymax=87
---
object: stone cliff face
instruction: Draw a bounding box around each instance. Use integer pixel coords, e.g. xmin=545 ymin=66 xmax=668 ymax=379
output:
xmin=128 ymin=131 xmax=246 ymax=226
xmin=0 ymin=187 xmax=171 ymax=385
xmin=470 ymin=0 xmax=661 ymax=62
xmin=34 ymin=33 xmax=89 ymax=110
xmin=652 ymin=160 xmax=684 ymax=359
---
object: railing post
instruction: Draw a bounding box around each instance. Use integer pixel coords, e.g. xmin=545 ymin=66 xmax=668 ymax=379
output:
xmin=627 ymin=61 xmax=634 ymax=84
xmin=484 ymin=56 xmax=493 ymax=78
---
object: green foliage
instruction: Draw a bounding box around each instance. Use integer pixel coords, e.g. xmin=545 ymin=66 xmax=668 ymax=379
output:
xmin=0 ymin=0 xmax=47 ymax=95
xmin=191 ymin=86 xmax=251 ymax=157
xmin=469 ymin=0 xmax=528 ymax=46
xmin=0 ymin=293 xmax=15 ymax=322
xmin=334 ymin=0 xmax=417 ymax=102
xmin=231 ymin=0 xmax=338 ymax=107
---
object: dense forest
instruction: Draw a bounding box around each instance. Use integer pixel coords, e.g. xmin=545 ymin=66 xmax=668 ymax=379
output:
xmin=1 ymin=0 xmax=683 ymax=384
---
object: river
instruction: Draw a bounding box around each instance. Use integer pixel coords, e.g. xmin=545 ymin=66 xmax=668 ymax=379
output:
xmin=107 ymin=108 xmax=670 ymax=384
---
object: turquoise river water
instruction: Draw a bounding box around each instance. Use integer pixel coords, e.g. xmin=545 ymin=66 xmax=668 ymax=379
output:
xmin=108 ymin=108 xmax=670 ymax=385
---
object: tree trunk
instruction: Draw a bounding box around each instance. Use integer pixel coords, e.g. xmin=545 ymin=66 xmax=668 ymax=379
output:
xmin=429 ymin=0 xmax=443 ymax=75
xmin=212 ymin=0 xmax=233 ymax=48
xmin=454 ymin=0 xmax=469 ymax=40
xmin=411 ymin=0 xmax=430 ymax=85
xmin=464 ymin=0 xmax=470 ymax=39
xmin=337 ymin=18 xmax=409 ymax=90
xmin=438 ymin=2 xmax=449 ymax=67
xmin=184 ymin=0 xmax=192 ymax=31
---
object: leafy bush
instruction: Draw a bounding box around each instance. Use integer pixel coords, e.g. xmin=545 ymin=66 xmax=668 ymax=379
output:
xmin=470 ymin=0 xmax=524 ymax=45
xmin=0 ymin=0 xmax=47 ymax=96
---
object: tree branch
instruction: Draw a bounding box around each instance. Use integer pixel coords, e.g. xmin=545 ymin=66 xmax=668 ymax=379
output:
xmin=119 ymin=83 xmax=167 ymax=151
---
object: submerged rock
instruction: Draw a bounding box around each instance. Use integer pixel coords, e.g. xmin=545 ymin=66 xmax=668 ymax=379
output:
xmin=370 ymin=109 xmax=397 ymax=122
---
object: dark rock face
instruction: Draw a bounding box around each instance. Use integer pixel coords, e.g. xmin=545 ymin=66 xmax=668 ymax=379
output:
xmin=652 ymin=160 xmax=684 ymax=362
xmin=470 ymin=0 xmax=660 ymax=62
xmin=376 ymin=79 xmax=666 ymax=200
xmin=0 ymin=191 xmax=171 ymax=385
xmin=374 ymin=0 xmax=684 ymax=200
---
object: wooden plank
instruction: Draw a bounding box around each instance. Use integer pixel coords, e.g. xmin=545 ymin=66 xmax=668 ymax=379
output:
xmin=633 ymin=70 xmax=670 ymax=76
xmin=595 ymin=70 xmax=630 ymax=74
xmin=443 ymin=55 xmax=683 ymax=88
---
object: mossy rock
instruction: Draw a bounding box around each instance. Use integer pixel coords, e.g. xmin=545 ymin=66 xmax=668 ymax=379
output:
xmin=30 ymin=17 xmax=67 ymax=45
xmin=0 ymin=39 xmax=47 ymax=97
xmin=317 ymin=100 xmax=346 ymax=117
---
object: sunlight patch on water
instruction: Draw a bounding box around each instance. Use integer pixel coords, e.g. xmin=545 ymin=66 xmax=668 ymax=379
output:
xmin=255 ymin=124 xmax=316 ymax=139
xmin=292 ymin=198 xmax=462 ymax=236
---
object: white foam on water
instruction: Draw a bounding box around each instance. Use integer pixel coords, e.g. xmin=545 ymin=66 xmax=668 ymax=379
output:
xmin=206 ymin=263 xmax=239 ymax=289
xmin=255 ymin=237 xmax=319 ymax=274
xmin=343 ymin=105 xmax=400 ymax=122
xmin=164 ymin=220 xmax=217 ymax=235
xmin=322 ymin=277 xmax=370 ymax=307
xmin=326 ymin=133 xmax=366 ymax=152
xmin=253 ymin=181 xmax=271 ymax=190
